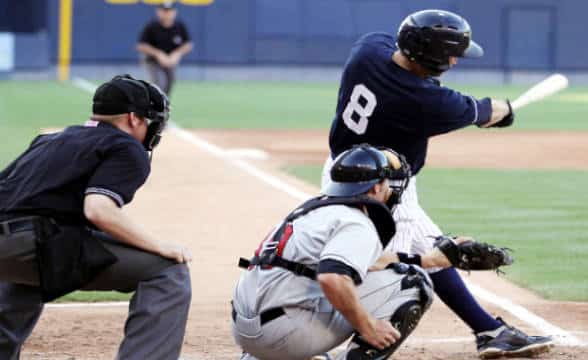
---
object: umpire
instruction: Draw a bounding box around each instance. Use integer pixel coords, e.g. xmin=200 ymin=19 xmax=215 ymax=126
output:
xmin=0 ymin=75 xmax=192 ymax=360
xmin=136 ymin=1 xmax=193 ymax=95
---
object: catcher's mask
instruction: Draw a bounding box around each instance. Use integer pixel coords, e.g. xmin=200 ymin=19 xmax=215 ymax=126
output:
xmin=324 ymin=144 xmax=411 ymax=210
xmin=92 ymin=74 xmax=170 ymax=154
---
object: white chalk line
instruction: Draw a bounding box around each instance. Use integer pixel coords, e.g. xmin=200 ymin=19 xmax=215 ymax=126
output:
xmin=170 ymin=121 xmax=587 ymax=348
xmin=72 ymin=77 xmax=97 ymax=93
xmin=225 ymin=147 xmax=269 ymax=160
xmin=170 ymin=125 xmax=311 ymax=201
xmin=69 ymin=78 xmax=586 ymax=347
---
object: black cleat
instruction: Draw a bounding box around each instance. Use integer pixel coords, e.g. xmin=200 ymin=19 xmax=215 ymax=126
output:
xmin=475 ymin=318 xmax=554 ymax=359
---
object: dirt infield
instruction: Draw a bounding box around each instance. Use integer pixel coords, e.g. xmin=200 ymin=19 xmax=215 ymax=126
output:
xmin=195 ymin=129 xmax=588 ymax=170
xmin=22 ymin=129 xmax=588 ymax=359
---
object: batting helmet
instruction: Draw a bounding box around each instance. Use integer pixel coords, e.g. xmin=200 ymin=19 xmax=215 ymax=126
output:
xmin=323 ymin=144 xmax=411 ymax=203
xmin=396 ymin=9 xmax=483 ymax=76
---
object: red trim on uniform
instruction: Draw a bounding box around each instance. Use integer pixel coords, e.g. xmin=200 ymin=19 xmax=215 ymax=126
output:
xmin=276 ymin=223 xmax=294 ymax=257
xmin=248 ymin=223 xmax=294 ymax=271
xmin=254 ymin=228 xmax=275 ymax=257
xmin=251 ymin=227 xmax=277 ymax=270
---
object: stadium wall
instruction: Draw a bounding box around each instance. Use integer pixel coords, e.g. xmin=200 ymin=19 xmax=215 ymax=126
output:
xmin=2 ymin=0 xmax=588 ymax=72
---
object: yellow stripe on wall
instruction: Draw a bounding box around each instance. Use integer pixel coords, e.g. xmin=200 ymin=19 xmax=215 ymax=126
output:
xmin=105 ymin=0 xmax=139 ymax=4
xmin=180 ymin=0 xmax=214 ymax=5
xmin=106 ymin=0 xmax=214 ymax=5
xmin=58 ymin=0 xmax=73 ymax=81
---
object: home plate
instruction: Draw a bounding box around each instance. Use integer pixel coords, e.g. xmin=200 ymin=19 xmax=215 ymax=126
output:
xmin=225 ymin=148 xmax=270 ymax=160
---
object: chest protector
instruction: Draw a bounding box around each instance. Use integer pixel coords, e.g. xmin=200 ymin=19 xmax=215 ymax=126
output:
xmin=238 ymin=195 xmax=396 ymax=280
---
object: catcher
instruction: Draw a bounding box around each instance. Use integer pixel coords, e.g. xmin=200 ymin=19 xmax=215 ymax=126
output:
xmin=232 ymin=144 xmax=512 ymax=360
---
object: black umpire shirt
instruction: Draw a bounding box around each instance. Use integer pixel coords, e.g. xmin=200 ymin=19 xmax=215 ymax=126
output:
xmin=139 ymin=20 xmax=191 ymax=61
xmin=0 ymin=121 xmax=150 ymax=225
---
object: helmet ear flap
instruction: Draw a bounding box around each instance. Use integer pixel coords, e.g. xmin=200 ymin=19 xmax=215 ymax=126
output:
xmin=399 ymin=27 xmax=425 ymax=61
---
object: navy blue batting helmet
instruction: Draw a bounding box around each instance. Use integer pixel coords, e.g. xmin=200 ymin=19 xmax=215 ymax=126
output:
xmin=397 ymin=9 xmax=483 ymax=75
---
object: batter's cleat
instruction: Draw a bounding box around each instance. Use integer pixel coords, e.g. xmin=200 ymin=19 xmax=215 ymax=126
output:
xmin=346 ymin=301 xmax=423 ymax=359
xmin=475 ymin=318 xmax=553 ymax=359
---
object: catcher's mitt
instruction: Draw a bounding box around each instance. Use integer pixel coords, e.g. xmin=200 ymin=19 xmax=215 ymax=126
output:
xmin=434 ymin=235 xmax=513 ymax=272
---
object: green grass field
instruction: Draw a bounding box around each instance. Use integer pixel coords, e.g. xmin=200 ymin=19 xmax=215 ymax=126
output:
xmin=170 ymin=82 xmax=588 ymax=130
xmin=54 ymin=291 xmax=131 ymax=303
xmin=284 ymin=165 xmax=588 ymax=301
xmin=1 ymin=80 xmax=587 ymax=302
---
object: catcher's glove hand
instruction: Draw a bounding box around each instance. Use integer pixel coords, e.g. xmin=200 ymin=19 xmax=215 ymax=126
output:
xmin=434 ymin=235 xmax=513 ymax=272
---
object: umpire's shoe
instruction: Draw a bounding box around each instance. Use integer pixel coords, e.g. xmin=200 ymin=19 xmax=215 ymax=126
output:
xmin=475 ymin=317 xmax=553 ymax=359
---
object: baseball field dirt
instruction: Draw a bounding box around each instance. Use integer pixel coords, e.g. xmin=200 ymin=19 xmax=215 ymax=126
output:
xmin=21 ymin=129 xmax=588 ymax=359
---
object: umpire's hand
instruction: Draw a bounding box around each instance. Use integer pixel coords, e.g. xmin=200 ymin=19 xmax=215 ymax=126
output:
xmin=159 ymin=243 xmax=193 ymax=264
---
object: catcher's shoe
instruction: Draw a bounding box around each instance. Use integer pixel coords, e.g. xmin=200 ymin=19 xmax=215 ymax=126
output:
xmin=475 ymin=318 xmax=553 ymax=359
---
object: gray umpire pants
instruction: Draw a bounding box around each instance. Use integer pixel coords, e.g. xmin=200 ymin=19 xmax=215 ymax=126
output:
xmin=0 ymin=227 xmax=191 ymax=360
xmin=145 ymin=60 xmax=176 ymax=96
xmin=232 ymin=269 xmax=431 ymax=360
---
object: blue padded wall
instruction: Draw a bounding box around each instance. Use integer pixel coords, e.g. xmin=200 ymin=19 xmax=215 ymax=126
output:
xmin=26 ymin=0 xmax=588 ymax=70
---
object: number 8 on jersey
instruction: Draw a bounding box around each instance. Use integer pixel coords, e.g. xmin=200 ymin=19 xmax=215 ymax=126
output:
xmin=342 ymin=84 xmax=377 ymax=135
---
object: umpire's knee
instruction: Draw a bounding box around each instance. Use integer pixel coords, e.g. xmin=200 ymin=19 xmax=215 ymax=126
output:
xmin=177 ymin=264 xmax=192 ymax=305
xmin=162 ymin=263 xmax=192 ymax=306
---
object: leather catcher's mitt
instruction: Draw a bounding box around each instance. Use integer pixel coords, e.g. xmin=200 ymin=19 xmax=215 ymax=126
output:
xmin=434 ymin=235 xmax=513 ymax=271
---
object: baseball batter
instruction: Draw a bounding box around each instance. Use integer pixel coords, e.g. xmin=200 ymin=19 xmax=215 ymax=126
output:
xmin=321 ymin=10 xmax=552 ymax=359
xmin=232 ymin=145 xmax=434 ymax=360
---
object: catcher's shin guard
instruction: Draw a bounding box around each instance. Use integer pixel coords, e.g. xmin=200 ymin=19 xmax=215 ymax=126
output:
xmin=346 ymin=301 xmax=424 ymax=360
xmin=345 ymin=265 xmax=433 ymax=360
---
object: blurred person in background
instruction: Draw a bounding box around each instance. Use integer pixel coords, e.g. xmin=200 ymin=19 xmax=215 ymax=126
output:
xmin=136 ymin=1 xmax=193 ymax=95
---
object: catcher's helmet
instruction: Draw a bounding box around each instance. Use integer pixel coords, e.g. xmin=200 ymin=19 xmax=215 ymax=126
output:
xmin=397 ymin=9 xmax=483 ymax=75
xmin=93 ymin=74 xmax=170 ymax=151
xmin=323 ymin=144 xmax=411 ymax=200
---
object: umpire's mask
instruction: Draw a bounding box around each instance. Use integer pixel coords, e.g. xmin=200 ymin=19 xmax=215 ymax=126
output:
xmin=92 ymin=74 xmax=170 ymax=154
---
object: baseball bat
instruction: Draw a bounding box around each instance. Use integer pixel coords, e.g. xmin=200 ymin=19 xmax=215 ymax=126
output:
xmin=510 ymin=73 xmax=569 ymax=110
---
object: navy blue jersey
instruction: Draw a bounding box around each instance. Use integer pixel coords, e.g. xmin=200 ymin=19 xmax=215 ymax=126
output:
xmin=0 ymin=122 xmax=150 ymax=225
xmin=329 ymin=33 xmax=492 ymax=175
